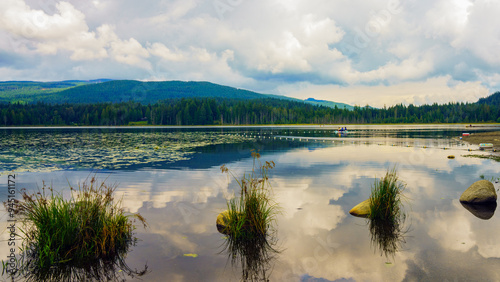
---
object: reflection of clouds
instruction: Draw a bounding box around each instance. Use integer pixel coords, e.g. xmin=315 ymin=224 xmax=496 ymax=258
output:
xmin=274 ymin=222 xmax=410 ymax=281
xmin=275 ymin=144 xmax=485 ymax=176
xmin=427 ymin=204 xmax=475 ymax=252
xmin=424 ymin=199 xmax=500 ymax=260
xmin=272 ymin=176 xmax=346 ymax=236
xmin=399 ymin=170 xmax=437 ymax=200
xmin=114 ymin=169 xmax=232 ymax=213
xmin=6 ymin=139 xmax=500 ymax=281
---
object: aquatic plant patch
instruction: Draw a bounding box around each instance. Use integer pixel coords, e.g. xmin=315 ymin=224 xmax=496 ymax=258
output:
xmin=368 ymin=168 xmax=407 ymax=258
xmin=0 ymin=130 xmax=252 ymax=172
xmin=2 ymin=176 xmax=148 ymax=279
xmin=220 ymin=151 xmax=279 ymax=239
xmin=219 ymin=151 xmax=280 ymax=280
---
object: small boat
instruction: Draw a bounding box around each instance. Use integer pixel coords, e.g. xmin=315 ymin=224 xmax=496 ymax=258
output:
xmin=479 ymin=143 xmax=493 ymax=150
xmin=334 ymin=130 xmax=348 ymax=134
xmin=462 ymin=133 xmax=470 ymax=136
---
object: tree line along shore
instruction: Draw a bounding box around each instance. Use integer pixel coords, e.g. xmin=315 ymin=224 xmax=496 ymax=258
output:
xmin=1 ymin=95 xmax=500 ymax=126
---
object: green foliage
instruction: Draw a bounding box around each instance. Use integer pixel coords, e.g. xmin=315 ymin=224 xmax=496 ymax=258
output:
xmin=0 ymin=80 xmax=111 ymax=103
xmin=1 ymin=81 xmax=500 ymax=125
xmin=220 ymin=151 xmax=279 ymax=239
xmin=127 ymin=120 xmax=148 ymax=126
xmin=220 ymin=152 xmax=280 ymax=281
xmin=8 ymin=80 xmax=270 ymax=104
xmin=465 ymin=154 xmax=500 ymax=162
xmin=477 ymin=92 xmax=500 ymax=105
xmin=368 ymin=168 xmax=407 ymax=258
xmin=4 ymin=176 xmax=147 ymax=276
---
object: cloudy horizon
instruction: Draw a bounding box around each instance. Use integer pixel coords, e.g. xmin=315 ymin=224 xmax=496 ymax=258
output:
xmin=0 ymin=0 xmax=498 ymax=107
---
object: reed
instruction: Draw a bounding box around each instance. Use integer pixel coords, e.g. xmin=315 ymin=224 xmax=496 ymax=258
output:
xmin=369 ymin=168 xmax=405 ymax=223
xmin=220 ymin=150 xmax=279 ymax=240
xmin=220 ymin=151 xmax=280 ymax=281
xmin=6 ymin=176 xmax=147 ymax=274
xmin=368 ymin=168 xmax=407 ymax=258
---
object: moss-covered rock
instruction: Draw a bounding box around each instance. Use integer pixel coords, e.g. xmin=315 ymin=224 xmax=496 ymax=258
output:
xmin=349 ymin=199 xmax=371 ymax=218
xmin=216 ymin=210 xmax=231 ymax=234
xmin=460 ymin=180 xmax=497 ymax=204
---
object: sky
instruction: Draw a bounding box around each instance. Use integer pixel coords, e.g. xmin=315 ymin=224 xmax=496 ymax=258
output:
xmin=0 ymin=0 xmax=499 ymax=107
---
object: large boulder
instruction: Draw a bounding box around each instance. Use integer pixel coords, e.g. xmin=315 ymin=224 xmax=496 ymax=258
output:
xmin=349 ymin=199 xmax=371 ymax=218
xmin=216 ymin=210 xmax=231 ymax=235
xmin=459 ymin=180 xmax=497 ymax=204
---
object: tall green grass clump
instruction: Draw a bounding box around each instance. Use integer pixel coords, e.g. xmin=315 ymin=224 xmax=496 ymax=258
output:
xmin=220 ymin=150 xmax=279 ymax=239
xmin=369 ymin=168 xmax=405 ymax=223
xmin=368 ymin=168 xmax=407 ymax=258
xmin=220 ymin=150 xmax=280 ymax=280
xmin=7 ymin=176 xmax=147 ymax=278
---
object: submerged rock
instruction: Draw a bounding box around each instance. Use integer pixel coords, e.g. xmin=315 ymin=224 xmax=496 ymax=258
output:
xmin=461 ymin=202 xmax=497 ymax=220
xmin=349 ymin=199 xmax=371 ymax=218
xmin=459 ymin=180 xmax=497 ymax=204
xmin=216 ymin=210 xmax=231 ymax=235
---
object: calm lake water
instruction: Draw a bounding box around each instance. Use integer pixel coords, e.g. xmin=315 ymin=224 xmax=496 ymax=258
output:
xmin=2 ymin=125 xmax=500 ymax=281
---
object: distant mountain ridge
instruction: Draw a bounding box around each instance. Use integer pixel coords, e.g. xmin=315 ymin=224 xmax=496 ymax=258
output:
xmin=54 ymin=80 xmax=269 ymax=103
xmin=304 ymin=97 xmax=354 ymax=111
xmin=0 ymin=79 xmax=355 ymax=110
xmin=3 ymin=79 xmax=496 ymax=110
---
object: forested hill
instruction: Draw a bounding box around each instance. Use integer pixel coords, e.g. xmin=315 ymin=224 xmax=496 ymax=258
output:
xmin=1 ymin=91 xmax=500 ymax=126
xmin=0 ymin=79 xmax=111 ymax=103
xmin=0 ymin=80 xmax=265 ymax=104
xmin=1 ymin=79 xmax=499 ymax=126
xmin=0 ymin=80 xmax=354 ymax=110
xmin=477 ymin=91 xmax=500 ymax=105
xmin=53 ymin=80 xmax=270 ymax=103
xmin=304 ymin=98 xmax=354 ymax=111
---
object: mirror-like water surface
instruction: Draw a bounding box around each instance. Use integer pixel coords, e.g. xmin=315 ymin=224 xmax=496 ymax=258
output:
xmin=2 ymin=125 xmax=500 ymax=281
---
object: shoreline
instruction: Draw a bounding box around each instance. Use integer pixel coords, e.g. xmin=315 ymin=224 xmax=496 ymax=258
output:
xmin=460 ymin=131 xmax=500 ymax=147
xmin=1 ymin=123 xmax=500 ymax=129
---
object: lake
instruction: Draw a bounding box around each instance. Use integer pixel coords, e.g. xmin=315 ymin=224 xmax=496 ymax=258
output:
xmin=2 ymin=125 xmax=500 ymax=281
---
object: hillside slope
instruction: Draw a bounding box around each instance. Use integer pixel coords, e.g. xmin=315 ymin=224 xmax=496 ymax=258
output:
xmin=0 ymin=80 xmax=356 ymax=110
xmin=0 ymin=80 xmax=112 ymax=103
xmin=477 ymin=91 xmax=500 ymax=105
xmin=305 ymin=98 xmax=354 ymax=111
xmin=52 ymin=80 xmax=269 ymax=103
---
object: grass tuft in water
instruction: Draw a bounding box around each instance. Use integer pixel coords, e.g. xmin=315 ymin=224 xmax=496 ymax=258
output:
xmin=3 ymin=176 xmax=147 ymax=279
xmin=368 ymin=168 xmax=407 ymax=258
xmin=220 ymin=150 xmax=279 ymax=240
xmin=220 ymin=150 xmax=280 ymax=280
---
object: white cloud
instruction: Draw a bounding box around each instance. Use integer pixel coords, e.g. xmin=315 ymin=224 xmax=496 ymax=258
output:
xmin=150 ymin=0 xmax=197 ymax=23
xmin=147 ymin=42 xmax=185 ymax=62
xmin=0 ymin=0 xmax=152 ymax=68
xmin=351 ymin=56 xmax=435 ymax=83
xmin=0 ymin=1 xmax=85 ymax=40
xmin=281 ymin=76 xmax=490 ymax=107
xmin=0 ymin=0 xmax=498 ymax=104
xmin=452 ymin=0 xmax=500 ymax=65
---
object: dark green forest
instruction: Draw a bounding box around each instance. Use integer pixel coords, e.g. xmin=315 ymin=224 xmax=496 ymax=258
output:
xmin=0 ymin=80 xmax=354 ymax=110
xmin=1 ymin=92 xmax=500 ymax=126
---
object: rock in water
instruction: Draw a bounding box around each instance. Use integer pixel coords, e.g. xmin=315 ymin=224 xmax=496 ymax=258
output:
xmin=216 ymin=210 xmax=231 ymax=234
xmin=459 ymin=180 xmax=497 ymax=204
xmin=349 ymin=199 xmax=371 ymax=218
